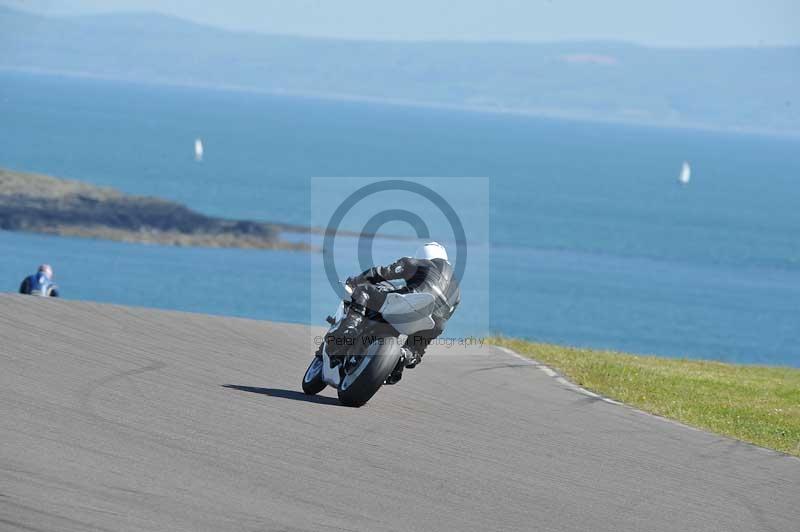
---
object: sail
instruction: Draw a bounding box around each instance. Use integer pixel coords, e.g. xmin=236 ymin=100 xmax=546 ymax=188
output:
xmin=678 ymin=161 xmax=691 ymax=184
xmin=194 ymin=139 xmax=204 ymax=162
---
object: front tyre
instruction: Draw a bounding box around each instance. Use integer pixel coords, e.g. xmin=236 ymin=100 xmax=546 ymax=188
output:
xmin=337 ymin=339 xmax=401 ymax=407
xmin=302 ymin=356 xmax=326 ymax=395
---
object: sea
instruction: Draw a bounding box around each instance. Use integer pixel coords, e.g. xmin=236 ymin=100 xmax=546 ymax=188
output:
xmin=1 ymin=71 xmax=798 ymax=366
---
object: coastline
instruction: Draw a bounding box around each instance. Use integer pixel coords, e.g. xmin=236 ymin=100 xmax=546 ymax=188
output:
xmin=0 ymin=167 xmax=310 ymax=251
xmin=4 ymin=66 xmax=799 ymax=140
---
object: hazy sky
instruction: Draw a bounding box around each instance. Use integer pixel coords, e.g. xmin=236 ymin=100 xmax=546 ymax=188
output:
xmin=5 ymin=0 xmax=799 ymax=46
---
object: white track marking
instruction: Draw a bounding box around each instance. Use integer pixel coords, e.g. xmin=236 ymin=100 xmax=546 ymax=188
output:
xmin=492 ymin=345 xmax=795 ymax=458
xmin=493 ymin=345 xmax=622 ymax=405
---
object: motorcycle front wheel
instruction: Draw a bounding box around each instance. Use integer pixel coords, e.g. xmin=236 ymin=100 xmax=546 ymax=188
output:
xmin=302 ymin=355 xmax=326 ymax=395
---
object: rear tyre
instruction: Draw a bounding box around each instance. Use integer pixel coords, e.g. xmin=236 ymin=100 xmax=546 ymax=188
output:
xmin=302 ymin=355 xmax=326 ymax=395
xmin=337 ymin=339 xmax=401 ymax=407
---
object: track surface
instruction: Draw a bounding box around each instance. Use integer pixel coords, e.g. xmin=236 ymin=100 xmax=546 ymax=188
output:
xmin=1 ymin=295 xmax=798 ymax=532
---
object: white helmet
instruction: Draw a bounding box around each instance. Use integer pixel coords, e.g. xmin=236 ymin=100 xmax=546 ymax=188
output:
xmin=416 ymin=241 xmax=448 ymax=262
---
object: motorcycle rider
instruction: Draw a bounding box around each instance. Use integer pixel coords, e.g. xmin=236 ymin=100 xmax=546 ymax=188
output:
xmin=19 ymin=264 xmax=60 ymax=297
xmin=327 ymin=241 xmax=460 ymax=384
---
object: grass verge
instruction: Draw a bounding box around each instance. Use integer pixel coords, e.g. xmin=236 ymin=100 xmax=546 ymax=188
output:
xmin=488 ymin=338 xmax=800 ymax=457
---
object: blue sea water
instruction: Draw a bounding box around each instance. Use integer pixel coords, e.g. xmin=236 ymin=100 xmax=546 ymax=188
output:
xmin=1 ymin=71 xmax=798 ymax=366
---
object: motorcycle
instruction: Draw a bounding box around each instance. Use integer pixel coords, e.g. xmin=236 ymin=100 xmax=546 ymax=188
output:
xmin=302 ymin=281 xmax=436 ymax=407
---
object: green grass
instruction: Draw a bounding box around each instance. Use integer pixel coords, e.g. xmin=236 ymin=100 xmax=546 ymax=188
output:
xmin=488 ymin=338 xmax=800 ymax=457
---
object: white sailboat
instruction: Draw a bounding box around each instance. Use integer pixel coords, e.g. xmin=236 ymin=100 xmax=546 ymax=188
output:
xmin=194 ymin=138 xmax=204 ymax=162
xmin=678 ymin=160 xmax=691 ymax=185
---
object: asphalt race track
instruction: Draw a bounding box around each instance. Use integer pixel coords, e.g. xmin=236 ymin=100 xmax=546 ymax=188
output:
xmin=1 ymin=295 xmax=798 ymax=531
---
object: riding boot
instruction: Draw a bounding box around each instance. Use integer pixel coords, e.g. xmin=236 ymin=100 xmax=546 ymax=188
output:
xmin=403 ymin=345 xmax=423 ymax=368
xmin=325 ymin=303 xmax=365 ymax=356
xmin=385 ymin=357 xmax=404 ymax=385
xmin=403 ymin=329 xmax=437 ymax=368
xmin=385 ymin=347 xmax=418 ymax=385
xmin=340 ymin=303 xmax=365 ymax=340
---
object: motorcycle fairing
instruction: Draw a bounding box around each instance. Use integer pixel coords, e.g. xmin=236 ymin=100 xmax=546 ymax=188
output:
xmin=379 ymin=292 xmax=436 ymax=335
xmin=321 ymin=291 xmax=435 ymax=388
xmin=321 ymin=300 xmax=347 ymax=387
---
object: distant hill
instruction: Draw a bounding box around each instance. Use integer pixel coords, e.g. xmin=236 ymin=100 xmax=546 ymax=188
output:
xmin=1 ymin=6 xmax=798 ymax=134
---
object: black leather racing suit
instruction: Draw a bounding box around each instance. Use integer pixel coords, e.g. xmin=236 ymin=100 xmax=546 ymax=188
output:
xmin=349 ymin=256 xmax=461 ymax=358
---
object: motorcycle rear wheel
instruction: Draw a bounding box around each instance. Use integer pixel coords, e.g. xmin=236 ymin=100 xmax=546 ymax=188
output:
xmin=337 ymin=339 xmax=401 ymax=407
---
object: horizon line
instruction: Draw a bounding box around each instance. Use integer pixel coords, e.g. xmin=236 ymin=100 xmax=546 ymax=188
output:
xmin=3 ymin=5 xmax=800 ymax=50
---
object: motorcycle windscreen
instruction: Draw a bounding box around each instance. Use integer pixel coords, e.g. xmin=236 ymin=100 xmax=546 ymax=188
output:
xmin=379 ymin=292 xmax=436 ymax=335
